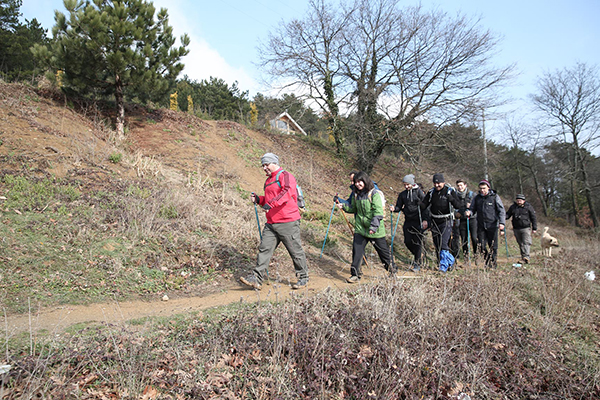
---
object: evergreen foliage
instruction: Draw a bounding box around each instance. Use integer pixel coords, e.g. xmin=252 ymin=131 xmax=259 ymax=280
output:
xmin=0 ymin=0 xmax=47 ymax=81
xmin=176 ymin=76 xmax=251 ymax=122
xmin=31 ymin=0 xmax=189 ymax=140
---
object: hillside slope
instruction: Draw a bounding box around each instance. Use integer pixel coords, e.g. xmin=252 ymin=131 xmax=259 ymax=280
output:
xmin=0 ymin=82 xmax=418 ymax=324
xmin=0 ymin=82 xmax=584 ymax=324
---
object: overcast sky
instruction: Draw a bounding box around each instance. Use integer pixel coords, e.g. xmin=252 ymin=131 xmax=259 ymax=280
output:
xmin=21 ymin=0 xmax=600 ymax=139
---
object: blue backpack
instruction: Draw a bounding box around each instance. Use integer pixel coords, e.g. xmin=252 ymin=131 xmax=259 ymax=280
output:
xmin=439 ymin=249 xmax=455 ymax=272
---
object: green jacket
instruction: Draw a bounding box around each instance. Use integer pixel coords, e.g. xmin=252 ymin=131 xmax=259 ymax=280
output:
xmin=343 ymin=189 xmax=386 ymax=238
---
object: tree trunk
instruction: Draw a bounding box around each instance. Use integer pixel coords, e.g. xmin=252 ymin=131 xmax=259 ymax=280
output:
xmin=323 ymin=71 xmax=344 ymax=154
xmin=525 ymin=163 xmax=549 ymax=217
xmin=357 ymin=139 xmax=386 ymax=175
xmin=576 ymin=149 xmax=599 ymax=227
xmin=115 ymin=73 xmax=125 ymax=142
xmin=570 ymin=179 xmax=580 ymax=227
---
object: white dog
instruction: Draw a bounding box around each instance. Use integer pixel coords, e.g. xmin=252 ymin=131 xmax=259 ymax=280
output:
xmin=541 ymin=227 xmax=559 ymax=257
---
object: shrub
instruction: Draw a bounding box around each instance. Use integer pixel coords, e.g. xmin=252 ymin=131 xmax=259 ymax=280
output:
xmin=109 ymin=152 xmax=123 ymax=163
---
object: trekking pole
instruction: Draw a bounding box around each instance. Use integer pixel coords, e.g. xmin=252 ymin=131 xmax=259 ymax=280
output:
xmin=253 ymin=201 xmax=262 ymax=241
xmin=253 ymin=194 xmax=269 ymax=282
xmin=390 ymin=209 xmax=401 ymax=262
xmin=503 ymin=228 xmax=510 ymax=259
xmin=418 ymin=205 xmax=425 ymax=269
xmin=340 ymin=208 xmax=369 ymax=268
xmin=320 ymin=198 xmax=337 ymax=258
xmin=253 ymin=194 xmax=262 ymax=241
xmin=466 ymin=217 xmax=472 ymax=269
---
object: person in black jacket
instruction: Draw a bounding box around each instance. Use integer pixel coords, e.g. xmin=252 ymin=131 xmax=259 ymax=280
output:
xmin=390 ymin=174 xmax=429 ymax=271
xmin=506 ymin=194 xmax=537 ymax=264
xmin=466 ymin=179 xmax=506 ymax=268
xmin=451 ymin=179 xmax=478 ymax=261
xmin=420 ymin=173 xmax=461 ymax=272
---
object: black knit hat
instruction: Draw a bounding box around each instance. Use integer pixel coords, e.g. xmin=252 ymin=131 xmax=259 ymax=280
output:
xmin=432 ymin=173 xmax=444 ymax=183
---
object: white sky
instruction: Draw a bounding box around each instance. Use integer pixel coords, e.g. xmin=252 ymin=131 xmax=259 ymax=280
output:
xmin=21 ymin=0 xmax=600 ymax=140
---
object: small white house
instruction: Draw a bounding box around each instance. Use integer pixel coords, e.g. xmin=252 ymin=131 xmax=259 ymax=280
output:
xmin=269 ymin=111 xmax=307 ymax=136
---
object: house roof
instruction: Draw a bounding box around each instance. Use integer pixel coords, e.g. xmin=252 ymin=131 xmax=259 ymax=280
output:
xmin=271 ymin=111 xmax=307 ymax=136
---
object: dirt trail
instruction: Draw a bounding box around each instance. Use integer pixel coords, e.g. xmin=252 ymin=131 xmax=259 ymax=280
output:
xmin=5 ymin=249 xmax=543 ymax=336
xmin=5 ymin=269 xmax=421 ymax=336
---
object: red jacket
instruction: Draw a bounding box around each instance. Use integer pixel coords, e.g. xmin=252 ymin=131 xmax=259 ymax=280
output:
xmin=258 ymin=167 xmax=301 ymax=224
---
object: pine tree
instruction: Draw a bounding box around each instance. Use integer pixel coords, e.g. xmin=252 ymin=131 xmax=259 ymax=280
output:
xmin=32 ymin=0 xmax=189 ymax=141
xmin=0 ymin=0 xmax=47 ymax=81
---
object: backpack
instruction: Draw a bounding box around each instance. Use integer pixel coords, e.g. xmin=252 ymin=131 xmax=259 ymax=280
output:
xmin=427 ymin=184 xmax=455 ymax=219
xmin=367 ymin=188 xmax=386 ymax=216
xmin=270 ymin=170 xmax=306 ymax=210
xmin=439 ymin=249 xmax=455 ymax=272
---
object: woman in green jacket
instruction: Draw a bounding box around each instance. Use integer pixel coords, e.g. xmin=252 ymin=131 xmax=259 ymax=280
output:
xmin=337 ymin=171 xmax=395 ymax=283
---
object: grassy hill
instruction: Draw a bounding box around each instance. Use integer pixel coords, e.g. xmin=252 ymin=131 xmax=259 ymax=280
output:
xmin=0 ymin=82 xmax=598 ymax=399
xmin=0 ymin=81 xmax=368 ymax=312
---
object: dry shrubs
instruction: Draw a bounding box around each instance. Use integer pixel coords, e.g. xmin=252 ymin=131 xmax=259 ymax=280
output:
xmin=203 ymin=266 xmax=598 ymax=399
xmin=3 ymin=249 xmax=599 ymax=398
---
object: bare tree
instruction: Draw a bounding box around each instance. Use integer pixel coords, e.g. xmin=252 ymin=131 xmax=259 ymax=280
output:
xmin=532 ymin=62 xmax=600 ymax=227
xmin=258 ymin=0 xmax=514 ymax=172
xmin=501 ymin=117 xmax=531 ymax=194
xmin=257 ymin=0 xmax=351 ymax=154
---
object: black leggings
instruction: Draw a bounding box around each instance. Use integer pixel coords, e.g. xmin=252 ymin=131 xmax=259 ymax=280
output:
xmin=351 ymin=234 xmax=392 ymax=277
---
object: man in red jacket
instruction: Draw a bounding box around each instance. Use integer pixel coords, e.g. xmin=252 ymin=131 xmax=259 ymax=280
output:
xmin=240 ymin=153 xmax=309 ymax=290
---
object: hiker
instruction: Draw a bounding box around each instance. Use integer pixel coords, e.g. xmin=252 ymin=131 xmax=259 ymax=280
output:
xmin=337 ymin=171 xmax=395 ymax=283
xmin=334 ymin=171 xmax=381 ymax=267
xmin=466 ymin=179 xmax=506 ymax=268
xmin=506 ymin=194 xmax=537 ymax=264
xmin=240 ymin=153 xmax=309 ymax=290
xmin=419 ymin=173 xmax=461 ymax=272
xmin=451 ymin=179 xmax=478 ymax=261
xmin=389 ymin=174 xmax=429 ymax=272
xmin=335 ymin=171 xmax=380 ymax=207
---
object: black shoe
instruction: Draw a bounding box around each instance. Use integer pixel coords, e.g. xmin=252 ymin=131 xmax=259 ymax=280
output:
xmin=411 ymin=261 xmax=421 ymax=272
xmin=386 ymin=263 xmax=397 ymax=276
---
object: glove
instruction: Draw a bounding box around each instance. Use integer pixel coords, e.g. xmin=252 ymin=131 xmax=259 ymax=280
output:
xmin=333 ymin=195 xmax=339 ymax=203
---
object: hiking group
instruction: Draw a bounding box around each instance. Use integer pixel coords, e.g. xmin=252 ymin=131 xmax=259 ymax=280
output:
xmin=240 ymin=152 xmax=537 ymax=290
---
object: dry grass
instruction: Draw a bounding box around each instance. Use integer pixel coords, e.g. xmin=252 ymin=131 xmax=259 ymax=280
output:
xmin=3 ymin=248 xmax=598 ymax=399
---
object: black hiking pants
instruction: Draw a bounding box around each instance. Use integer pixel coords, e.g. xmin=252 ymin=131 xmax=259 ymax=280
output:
xmin=351 ymin=234 xmax=392 ymax=277
xmin=403 ymin=219 xmax=424 ymax=264
xmin=477 ymin=225 xmax=498 ymax=268
xmin=431 ymin=217 xmax=452 ymax=261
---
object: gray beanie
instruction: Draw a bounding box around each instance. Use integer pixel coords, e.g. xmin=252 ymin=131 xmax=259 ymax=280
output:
xmin=260 ymin=153 xmax=279 ymax=166
xmin=403 ymin=174 xmax=415 ymax=185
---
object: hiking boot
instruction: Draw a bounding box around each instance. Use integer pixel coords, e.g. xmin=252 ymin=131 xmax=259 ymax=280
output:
xmin=411 ymin=261 xmax=421 ymax=273
xmin=240 ymin=275 xmax=262 ymax=290
xmin=523 ymin=257 xmax=530 ymax=264
xmin=346 ymin=275 xmax=360 ymax=284
xmin=291 ymin=278 xmax=308 ymax=289
xmin=386 ymin=263 xmax=397 ymax=276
